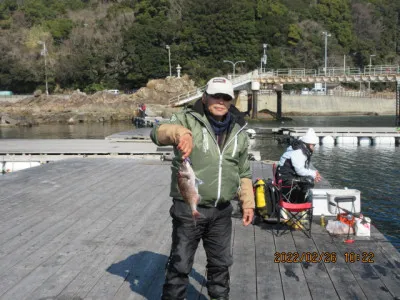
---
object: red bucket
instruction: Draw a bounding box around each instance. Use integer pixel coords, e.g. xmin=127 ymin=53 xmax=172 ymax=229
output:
xmin=337 ymin=213 xmax=355 ymax=227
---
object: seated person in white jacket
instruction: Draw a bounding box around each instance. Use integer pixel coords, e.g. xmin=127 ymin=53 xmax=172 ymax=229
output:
xmin=275 ymin=128 xmax=322 ymax=203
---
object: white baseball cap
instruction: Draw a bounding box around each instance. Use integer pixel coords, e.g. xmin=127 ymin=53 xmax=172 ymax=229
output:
xmin=205 ymin=77 xmax=234 ymax=99
xmin=301 ymin=128 xmax=319 ymax=144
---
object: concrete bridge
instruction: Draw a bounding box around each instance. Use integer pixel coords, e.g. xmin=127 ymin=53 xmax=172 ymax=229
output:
xmin=169 ymin=65 xmax=400 ymax=126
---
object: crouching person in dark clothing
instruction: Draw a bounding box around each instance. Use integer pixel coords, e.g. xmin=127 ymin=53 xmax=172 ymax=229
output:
xmin=150 ymin=77 xmax=255 ymax=300
xmin=275 ymin=128 xmax=322 ymax=203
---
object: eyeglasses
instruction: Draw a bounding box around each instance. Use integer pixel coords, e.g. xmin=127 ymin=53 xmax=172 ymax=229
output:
xmin=208 ymin=93 xmax=232 ymax=101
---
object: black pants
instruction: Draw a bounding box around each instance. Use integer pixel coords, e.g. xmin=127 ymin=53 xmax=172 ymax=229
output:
xmin=162 ymin=200 xmax=233 ymax=300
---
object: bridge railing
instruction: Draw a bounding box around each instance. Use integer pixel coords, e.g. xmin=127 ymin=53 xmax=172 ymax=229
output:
xmin=169 ymin=71 xmax=257 ymax=106
xmin=317 ymin=67 xmax=362 ymax=76
xmin=258 ymin=89 xmax=395 ymax=98
xmin=231 ymin=72 xmax=255 ymax=86
xmin=264 ymin=68 xmax=317 ymax=77
xmin=260 ymin=65 xmax=399 ymax=78
xmin=169 ymin=86 xmax=206 ymax=106
xmin=364 ymin=65 xmax=400 ymax=75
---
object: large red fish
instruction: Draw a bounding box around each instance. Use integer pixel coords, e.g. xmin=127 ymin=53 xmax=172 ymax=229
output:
xmin=177 ymin=158 xmax=202 ymax=220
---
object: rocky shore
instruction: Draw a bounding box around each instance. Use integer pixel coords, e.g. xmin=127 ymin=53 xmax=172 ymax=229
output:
xmin=0 ymin=76 xmax=195 ymax=126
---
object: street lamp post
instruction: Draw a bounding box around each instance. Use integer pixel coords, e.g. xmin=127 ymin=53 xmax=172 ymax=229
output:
xmin=369 ymin=54 xmax=376 ymax=72
xmin=223 ymin=60 xmax=245 ymax=78
xmin=260 ymin=43 xmax=268 ymax=73
xmin=322 ymin=31 xmax=331 ymax=95
xmin=165 ymin=45 xmax=172 ymax=77
xmin=38 ymin=41 xmax=49 ymax=95
xmin=369 ymin=54 xmax=376 ymax=92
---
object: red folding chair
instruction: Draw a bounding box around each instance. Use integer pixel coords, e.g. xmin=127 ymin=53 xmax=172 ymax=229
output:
xmin=272 ymin=163 xmax=313 ymax=238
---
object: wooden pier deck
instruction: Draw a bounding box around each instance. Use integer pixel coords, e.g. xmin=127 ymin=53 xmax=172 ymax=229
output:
xmin=0 ymin=159 xmax=399 ymax=300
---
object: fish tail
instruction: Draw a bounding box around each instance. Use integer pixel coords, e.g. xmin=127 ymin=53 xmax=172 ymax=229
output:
xmin=192 ymin=209 xmax=201 ymax=218
xmin=192 ymin=209 xmax=201 ymax=227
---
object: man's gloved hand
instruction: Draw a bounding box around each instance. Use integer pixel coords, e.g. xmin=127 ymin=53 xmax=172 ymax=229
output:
xmin=242 ymin=208 xmax=254 ymax=226
xmin=177 ymin=132 xmax=193 ymax=159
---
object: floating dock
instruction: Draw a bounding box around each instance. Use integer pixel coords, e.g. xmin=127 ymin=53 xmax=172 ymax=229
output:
xmin=271 ymin=127 xmax=400 ymax=145
xmin=0 ymin=128 xmax=261 ymax=172
xmin=0 ymin=159 xmax=399 ymax=299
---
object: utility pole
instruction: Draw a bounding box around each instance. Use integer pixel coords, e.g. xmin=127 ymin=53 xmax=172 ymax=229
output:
xmin=38 ymin=41 xmax=49 ymax=95
xmin=166 ymin=45 xmax=172 ymax=77
xmin=343 ymin=54 xmax=346 ymax=75
xmin=322 ymin=32 xmax=331 ymax=95
xmin=368 ymin=54 xmax=376 ymax=93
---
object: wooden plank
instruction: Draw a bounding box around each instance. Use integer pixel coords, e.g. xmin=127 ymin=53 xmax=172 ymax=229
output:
xmin=230 ymin=218 xmax=257 ymax=299
xmin=53 ymin=164 xmax=172 ymax=299
xmin=1 ymin=163 xmax=169 ymax=298
xmin=0 ymin=159 xmax=119 ymax=235
xmin=291 ymin=229 xmax=339 ymax=299
xmin=254 ymin=223 xmax=284 ymax=300
xmin=82 ymin=210 xmax=172 ymax=300
xmin=332 ymin=232 xmax=393 ymax=300
xmin=0 ymin=160 xmax=129 ymax=260
xmin=274 ymin=229 xmax=312 ymax=300
xmin=366 ymin=227 xmax=400 ymax=298
xmin=0 ymin=159 xmax=91 ymax=213
xmin=355 ymin=238 xmax=400 ymax=298
xmin=312 ymin=222 xmax=368 ymax=299
xmin=0 ymin=159 xmax=117 ymax=239
xmin=0 ymin=160 xmax=71 ymax=202
xmin=0 ymin=161 xmax=150 ymax=298
xmin=328 ymin=223 xmax=397 ymax=300
xmin=82 ymin=172 xmax=173 ymax=300
xmin=119 ymin=218 xmax=177 ymax=300
xmin=25 ymin=163 xmax=166 ymax=300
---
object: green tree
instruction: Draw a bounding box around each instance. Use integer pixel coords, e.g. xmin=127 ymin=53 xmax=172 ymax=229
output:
xmin=312 ymin=0 xmax=354 ymax=47
xmin=176 ymin=0 xmax=258 ymax=80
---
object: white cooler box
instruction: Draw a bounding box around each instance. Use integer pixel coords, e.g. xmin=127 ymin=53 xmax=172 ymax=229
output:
xmin=310 ymin=189 xmax=361 ymax=216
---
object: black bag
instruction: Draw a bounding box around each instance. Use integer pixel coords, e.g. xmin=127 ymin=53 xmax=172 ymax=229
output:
xmin=265 ymin=178 xmax=280 ymax=218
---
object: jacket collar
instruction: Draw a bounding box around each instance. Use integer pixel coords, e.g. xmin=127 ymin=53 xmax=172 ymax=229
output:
xmin=192 ymin=98 xmax=246 ymax=127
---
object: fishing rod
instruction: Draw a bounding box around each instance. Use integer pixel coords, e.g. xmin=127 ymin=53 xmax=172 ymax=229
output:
xmin=328 ymin=200 xmax=369 ymax=223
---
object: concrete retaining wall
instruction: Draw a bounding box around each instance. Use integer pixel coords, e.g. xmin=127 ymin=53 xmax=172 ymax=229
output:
xmin=252 ymin=95 xmax=396 ymax=115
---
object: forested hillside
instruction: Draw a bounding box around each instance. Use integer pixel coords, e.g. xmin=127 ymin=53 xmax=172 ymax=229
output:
xmin=0 ymin=0 xmax=399 ymax=93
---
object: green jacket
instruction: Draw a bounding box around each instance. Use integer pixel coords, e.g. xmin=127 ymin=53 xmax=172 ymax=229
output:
xmin=150 ymin=99 xmax=251 ymax=207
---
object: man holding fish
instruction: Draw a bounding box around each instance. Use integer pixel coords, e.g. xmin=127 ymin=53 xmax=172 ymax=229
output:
xmin=151 ymin=77 xmax=255 ymax=300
